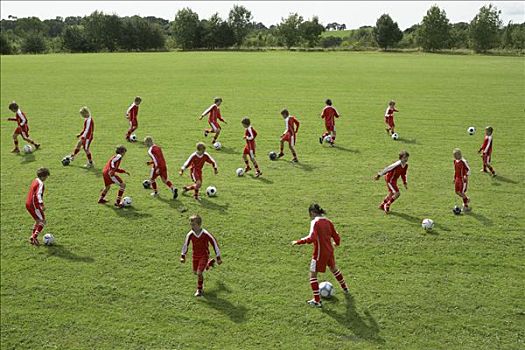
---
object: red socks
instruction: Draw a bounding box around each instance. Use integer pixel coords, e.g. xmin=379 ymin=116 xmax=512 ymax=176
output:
xmin=32 ymin=223 xmax=44 ymax=238
xmin=117 ymin=189 xmax=124 ymax=203
xmin=86 ymin=152 xmax=92 ymax=162
xmin=310 ymin=277 xmax=320 ymax=302
xmin=332 ymin=269 xmax=348 ymax=290
xmin=151 ymin=181 xmax=158 ymax=191
xmin=197 ymin=275 xmax=203 ymax=290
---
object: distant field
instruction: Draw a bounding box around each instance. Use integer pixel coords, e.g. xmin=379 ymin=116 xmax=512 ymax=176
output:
xmin=1 ymin=51 xmax=524 ymax=349
xmin=322 ymin=29 xmax=352 ymax=38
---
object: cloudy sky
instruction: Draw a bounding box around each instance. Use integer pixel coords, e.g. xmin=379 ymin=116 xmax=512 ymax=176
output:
xmin=1 ymin=1 xmax=524 ymax=29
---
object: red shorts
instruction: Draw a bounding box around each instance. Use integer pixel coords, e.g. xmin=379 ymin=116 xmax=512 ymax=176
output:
xmin=208 ymin=120 xmax=220 ymax=132
xmin=310 ymin=254 xmax=335 ymax=273
xmin=385 ymin=116 xmax=395 ymax=128
xmin=455 ymin=178 xmax=468 ymax=193
xmin=15 ymin=125 xmax=30 ymax=138
xmin=193 ymin=255 xmax=209 ymax=272
xmin=281 ymin=132 xmax=296 ymax=146
xmin=191 ymin=168 xmax=202 ymax=182
xmin=243 ymin=144 xmax=256 ymax=158
xmin=325 ymin=123 xmax=335 ymax=132
xmin=81 ymin=137 xmax=92 ymax=151
xmin=103 ymin=172 xmax=123 ymax=186
xmin=386 ymin=180 xmax=399 ymax=194
xmin=482 ymin=153 xmax=491 ymax=165
xmin=151 ymin=166 xmax=168 ymax=181
xmin=26 ymin=202 xmax=45 ymax=222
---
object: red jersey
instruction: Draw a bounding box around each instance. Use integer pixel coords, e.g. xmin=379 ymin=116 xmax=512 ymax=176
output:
xmin=454 ymin=158 xmax=471 ymax=180
xmin=148 ymin=144 xmax=167 ymax=169
xmin=296 ymin=216 xmax=340 ymax=261
xmin=384 ymin=106 xmax=398 ymax=117
xmin=479 ymin=135 xmax=493 ymax=155
xmin=181 ymin=228 xmax=221 ymax=258
xmin=181 ymin=152 xmax=217 ymax=172
xmin=103 ymin=154 xmax=126 ymax=175
xmin=321 ymin=106 xmax=339 ymax=125
xmin=79 ymin=116 xmax=94 ymax=140
xmin=26 ymin=178 xmax=45 ymax=208
xmin=126 ymin=103 xmax=139 ymax=123
xmin=379 ymin=160 xmax=408 ymax=184
xmin=283 ymin=116 xmax=300 ymax=136
xmin=245 ymin=126 xmax=257 ymax=149
xmin=9 ymin=109 xmax=28 ymax=128
xmin=202 ymin=104 xmax=224 ymax=124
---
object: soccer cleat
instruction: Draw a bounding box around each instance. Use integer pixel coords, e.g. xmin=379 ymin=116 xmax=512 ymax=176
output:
xmin=463 ymin=206 xmax=472 ymax=213
xmin=35 ymin=144 xmax=41 ymax=150
xmin=29 ymin=235 xmax=40 ymax=246
xmin=182 ymin=186 xmax=189 ymax=194
xmin=343 ymin=288 xmax=349 ymax=294
xmin=383 ymin=205 xmax=390 ymax=214
xmin=114 ymin=201 xmax=124 ymax=208
xmin=98 ymin=198 xmax=108 ymax=204
xmin=491 ymin=172 xmax=497 ymax=178
xmin=306 ymin=299 xmax=322 ymax=308
xmin=244 ymin=166 xmax=252 ymax=173
xmin=330 ymin=142 xmax=335 ymax=147
xmin=277 ymin=152 xmax=284 ymax=158
xmin=292 ymin=158 xmax=298 ymax=163
xmin=194 ymin=196 xmax=201 ymax=202
xmin=194 ymin=289 xmax=203 ymax=297
xmin=204 ymin=130 xmax=209 ymax=137
xmin=11 ymin=148 xmax=20 ymax=153
xmin=150 ymin=192 xmax=159 ymax=197
xmin=84 ymin=162 xmax=93 ymax=168
xmin=480 ymin=169 xmax=488 ymax=173
xmin=206 ymin=258 xmax=216 ymax=270
xmin=255 ymin=171 xmax=262 ymax=178
xmin=172 ymin=188 xmax=178 ymax=199
xmin=69 ymin=155 xmax=75 ymax=161
xmin=378 ymin=203 xmax=385 ymax=210
xmin=319 ymin=137 xmax=323 ymax=144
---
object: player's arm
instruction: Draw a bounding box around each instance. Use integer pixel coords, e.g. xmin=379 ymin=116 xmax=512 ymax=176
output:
xmin=180 ymin=232 xmax=192 ymax=262
xmin=180 ymin=154 xmax=194 ymax=175
xmin=375 ymin=160 xmax=400 ymax=180
xmin=293 ymin=222 xmax=317 ymax=245
xmin=207 ymin=232 xmax=222 ymax=264
xmin=294 ymin=118 xmax=300 ymax=133
xmin=331 ymin=222 xmax=341 ymax=246
xmin=217 ymin=110 xmax=226 ymax=123
xmin=205 ymin=154 xmax=219 ymax=174
xmin=7 ymin=117 xmax=16 ymax=121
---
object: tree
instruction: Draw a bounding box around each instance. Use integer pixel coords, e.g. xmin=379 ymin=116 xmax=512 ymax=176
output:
xmin=373 ymin=14 xmax=403 ymax=50
xmin=228 ymin=5 xmax=253 ymax=46
xmin=62 ymin=25 xmax=92 ymax=52
xmin=0 ymin=33 xmax=13 ymax=54
xmin=84 ymin=11 xmax=122 ymax=51
xmin=470 ymin=4 xmax=502 ymax=53
xmin=299 ymin=16 xmax=325 ymax=47
xmin=172 ymin=8 xmax=200 ymax=49
xmin=450 ymin=22 xmax=469 ymax=49
xmin=21 ymin=33 xmax=46 ymax=53
xmin=277 ymin=13 xmax=303 ymax=48
xmin=417 ymin=5 xmax=451 ymax=51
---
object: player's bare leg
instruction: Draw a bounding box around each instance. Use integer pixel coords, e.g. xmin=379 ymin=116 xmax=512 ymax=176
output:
xmin=307 ymin=271 xmax=322 ymax=307
xmin=289 ymin=144 xmax=298 ymax=162
xmin=330 ymin=266 xmax=349 ymax=294
xmin=278 ymin=140 xmax=285 ymax=158
xmin=11 ymin=134 xmax=20 ymax=153
xmin=22 ymin=135 xmax=40 ymax=149
xmin=84 ymin=149 xmax=94 ymax=168
xmin=98 ymin=185 xmax=111 ymax=204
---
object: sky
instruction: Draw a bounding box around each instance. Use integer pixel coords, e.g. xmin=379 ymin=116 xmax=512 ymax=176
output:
xmin=1 ymin=1 xmax=524 ymax=30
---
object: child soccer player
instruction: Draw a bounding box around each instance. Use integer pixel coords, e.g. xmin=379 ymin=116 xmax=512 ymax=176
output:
xmin=278 ymin=109 xmax=300 ymax=162
xmin=125 ymin=96 xmax=142 ymax=142
xmin=453 ymin=148 xmax=471 ymax=212
xmin=292 ymin=204 xmax=349 ymax=308
xmin=6 ymin=101 xmax=40 ymax=153
xmin=180 ymin=214 xmax=222 ymax=297
xmin=144 ymin=136 xmax=178 ymax=199
xmin=478 ymin=126 xmax=496 ymax=177
xmin=319 ymin=99 xmax=340 ymax=146
xmin=68 ymin=106 xmax=94 ymax=168
xmin=99 ymin=145 xmax=130 ymax=207
xmin=384 ymin=100 xmax=398 ymax=136
xmin=179 ymin=142 xmax=218 ymax=201
xmin=241 ymin=117 xmax=262 ymax=177
xmin=26 ymin=168 xmax=50 ymax=246
xmin=374 ymin=150 xmax=409 ymax=214
xmin=199 ymin=97 xmax=226 ymax=144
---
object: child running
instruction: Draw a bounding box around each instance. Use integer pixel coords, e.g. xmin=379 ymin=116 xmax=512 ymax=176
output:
xmin=374 ymin=150 xmax=409 ymax=214
xmin=384 ymin=100 xmax=398 ymax=136
xmin=199 ymin=97 xmax=226 ymax=145
xmin=478 ymin=126 xmax=496 ymax=177
xmin=68 ymin=106 xmax=94 ymax=168
xmin=453 ymin=148 xmax=471 ymax=212
xmin=26 ymin=168 xmax=50 ymax=246
xmin=99 ymin=146 xmax=130 ymax=207
xmin=292 ymin=203 xmax=349 ymax=308
xmin=144 ymin=136 xmax=178 ymax=199
xmin=180 ymin=214 xmax=222 ymax=297
xmin=125 ymin=96 xmax=142 ymax=142
xmin=241 ymin=117 xmax=262 ymax=177
xmin=6 ymin=101 xmax=40 ymax=153
xmin=319 ymin=99 xmax=340 ymax=146
xmin=179 ymin=142 xmax=218 ymax=201
xmin=278 ymin=109 xmax=300 ymax=162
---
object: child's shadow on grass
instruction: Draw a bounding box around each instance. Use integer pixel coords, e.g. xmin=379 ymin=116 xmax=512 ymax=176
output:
xmin=217 ymin=146 xmax=237 ymax=155
xmin=390 ymin=211 xmax=449 ymax=234
xmin=323 ymin=293 xmax=384 ymax=343
xmin=397 ymin=137 xmax=417 ymax=144
xmin=19 ymin=153 xmax=36 ymax=164
xmin=200 ymin=198 xmax=230 ymax=212
xmin=292 ymin=161 xmax=316 ymax=172
xmin=45 ymin=244 xmax=94 ymax=263
xmin=333 ymin=145 xmax=360 ymax=154
xmin=466 ymin=211 xmax=493 ymax=226
xmin=157 ymin=196 xmax=187 ymax=211
xmin=202 ymin=281 xmax=248 ymax=324
xmin=247 ymin=174 xmax=274 ymax=184
xmin=69 ymin=164 xmax=102 ymax=177
xmin=492 ymin=175 xmax=519 ymax=185
xmin=109 ymin=206 xmax=153 ymax=219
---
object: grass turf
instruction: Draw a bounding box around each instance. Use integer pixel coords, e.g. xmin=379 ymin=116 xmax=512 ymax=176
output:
xmin=1 ymin=51 xmax=524 ymax=349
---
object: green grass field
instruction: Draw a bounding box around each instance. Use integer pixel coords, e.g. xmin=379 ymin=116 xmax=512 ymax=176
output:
xmin=321 ymin=29 xmax=352 ymax=39
xmin=1 ymin=51 xmax=524 ymax=349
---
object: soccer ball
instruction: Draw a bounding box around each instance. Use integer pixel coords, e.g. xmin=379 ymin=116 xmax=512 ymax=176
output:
xmin=391 ymin=133 xmax=399 ymax=140
xmin=206 ymin=186 xmax=217 ymax=197
xmin=130 ymin=134 xmax=137 ymax=142
xmin=61 ymin=156 xmax=71 ymax=166
xmin=236 ymin=168 xmax=244 ymax=177
xmin=467 ymin=126 xmax=476 ymax=135
xmin=453 ymin=205 xmax=462 ymax=215
xmin=421 ymin=218 xmax=434 ymax=231
xmin=122 ymin=197 xmax=132 ymax=207
xmin=319 ymin=281 xmax=334 ymax=298
xmin=323 ymin=135 xmax=332 ymax=144
xmin=43 ymin=233 xmax=55 ymax=246
xmin=269 ymin=151 xmax=277 ymax=161
xmin=213 ymin=142 xmax=222 ymax=150
xmin=23 ymin=144 xmax=33 ymax=154
xmin=142 ymin=180 xmax=151 ymax=189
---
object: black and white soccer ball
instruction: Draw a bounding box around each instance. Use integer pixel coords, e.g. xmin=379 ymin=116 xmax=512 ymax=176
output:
xmin=122 ymin=197 xmax=133 ymax=207
xmin=467 ymin=126 xmax=476 ymax=135
xmin=142 ymin=180 xmax=151 ymax=189
xmin=43 ymin=233 xmax=55 ymax=246
xmin=453 ymin=205 xmax=462 ymax=215
xmin=130 ymin=133 xmax=137 ymax=142
xmin=391 ymin=133 xmax=399 ymax=140
xmin=269 ymin=151 xmax=277 ymax=161
xmin=319 ymin=281 xmax=334 ymax=298
xmin=23 ymin=144 xmax=33 ymax=154
xmin=61 ymin=156 xmax=71 ymax=166
xmin=206 ymin=186 xmax=217 ymax=197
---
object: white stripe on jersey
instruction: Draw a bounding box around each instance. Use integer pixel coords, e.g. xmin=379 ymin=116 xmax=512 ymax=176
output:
xmin=379 ymin=160 xmax=401 ymax=176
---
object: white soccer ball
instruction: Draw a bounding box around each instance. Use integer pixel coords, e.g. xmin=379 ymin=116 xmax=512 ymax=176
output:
xmin=43 ymin=233 xmax=55 ymax=245
xmin=206 ymin=186 xmax=217 ymax=197
xmin=467 ymin=126 xmax=476 ymax=135
xmin=213 ymin=142 xmax=222 ymax=150
xmin=236 ymin=168 xmax=244 ymax=177
xmin=422 ymin=218 xmax=434 ymax=231
xmin=23 ymin=144 xmax=33 ymax=154
xmin=122 ymin=196 xmax=133 ymax=206
xmin=319 ymin=281 xmax=334 ymax=298
xmin=130 ymin=133 xmax=137 ymax=142
xmin=391 ymin=133 xmax=399 ymax=140
xmin=323 ymin=135 xmax=332 ymax=144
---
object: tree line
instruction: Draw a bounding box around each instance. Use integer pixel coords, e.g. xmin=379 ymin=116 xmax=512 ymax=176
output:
xmin=1 ymin=4 xmax=523 ymax=55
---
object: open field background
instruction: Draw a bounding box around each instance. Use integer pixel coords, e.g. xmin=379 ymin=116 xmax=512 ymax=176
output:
xmin=1 ymin=51 xmax=524 ymax=349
